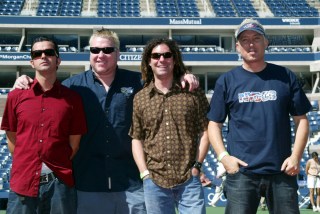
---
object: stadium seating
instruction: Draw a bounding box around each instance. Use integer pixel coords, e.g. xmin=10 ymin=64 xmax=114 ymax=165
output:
xmin=155 ymin=0 xmax=199 ymax=17
xmin=126 ymin=45 xmax=228 ymax=53
xmin=37 ymin=0 xmax=82 ymax=17
xmin=231 ymin=0 xmax=258 ymax=17
xmin=266 ymin=35 xmax=312 ymax=53
xmin=36 ymin=0 xmax=60 ymax=16
xmin=0 ymin=0 xmax=319 ymax=18
xmin=119 ymin=0 xmax=140 ymax=17
xmin=210 ymin=0 xmax=237 ymax=17
xmin=268 ymin=46 xmax=313 ymax=53
xmin=97 ymin=0 xmax=141 ymax=17
xmin=0 ymin=0 xmax=24 ymax=15
xmin=155 ymin=0 xmax=178 ymax=17
xmin=0 ymin=89 xmax=10 ymax=95
xmin=265 ymin=0 xmax=319 ymax=17
xmin=177 ymin=0 xmax=200 ymax=17
xmin=0 ymin=132 xmax=10 ymax=194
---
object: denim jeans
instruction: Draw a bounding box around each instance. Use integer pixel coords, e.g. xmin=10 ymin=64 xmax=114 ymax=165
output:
xmin=143 ymin=175 xmax=205 ymax=214
xmin=224 ymin=171 xmax=299 ymax=214
xmin=77 ymin=181 xmax=146 ymax=214
xmin=6 ymin=177 xmax=76 ymax=214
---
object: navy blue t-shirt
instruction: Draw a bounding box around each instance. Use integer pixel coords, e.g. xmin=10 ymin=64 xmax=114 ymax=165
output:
xmin=207 ymin=63 xmax=311 ymax=175
xmin=63 ymin=68 xmax=143 ymax=192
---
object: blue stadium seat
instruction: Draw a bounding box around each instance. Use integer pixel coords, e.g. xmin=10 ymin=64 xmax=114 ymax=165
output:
xmin=182 ymin=47 xmax=191 ymax=52
xmin=69 ymin=47 xmax=78 ymax=52
xmin=311 ymin=100 xmax=319 ymax=111
xmin=205 ymin=47 xmax=215 ymax=52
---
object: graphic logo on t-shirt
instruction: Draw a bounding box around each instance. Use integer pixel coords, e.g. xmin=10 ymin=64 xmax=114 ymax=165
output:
xmin=238 ymin=90 xmax=277 ymax=103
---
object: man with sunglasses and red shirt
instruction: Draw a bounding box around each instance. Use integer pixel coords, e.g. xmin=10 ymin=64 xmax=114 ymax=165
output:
xmin=130 ymin=38 xmax=209 ymax=214
xmin=1 ymin=36 xmax=87 ymax=213
xmin=13 ymin=29 xmax=200 ymax=214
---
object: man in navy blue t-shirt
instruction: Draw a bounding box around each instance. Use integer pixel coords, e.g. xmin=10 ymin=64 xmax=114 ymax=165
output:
xmin=207 ymin=18 xmax=311 ymax=214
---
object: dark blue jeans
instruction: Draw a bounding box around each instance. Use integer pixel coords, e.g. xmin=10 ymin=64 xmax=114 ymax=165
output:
xmin=76 ymin=180 xmax=146 ymax=214
xmin=224 ymin=172 xmax=299 ymax=214
xmin=6 ymin=177 xmax=76 ymax=214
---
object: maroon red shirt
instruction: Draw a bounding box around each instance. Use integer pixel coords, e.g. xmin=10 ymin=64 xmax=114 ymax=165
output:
xmin=1 ymin=79 xmax=87 ymax=197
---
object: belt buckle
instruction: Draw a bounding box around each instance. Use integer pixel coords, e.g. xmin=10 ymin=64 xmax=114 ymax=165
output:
xmin=40 ymin=174 xmax=49 ymax=184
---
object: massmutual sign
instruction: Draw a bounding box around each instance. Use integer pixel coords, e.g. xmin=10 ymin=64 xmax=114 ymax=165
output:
xmin=169 ymin=18 xmax=202 ymax=25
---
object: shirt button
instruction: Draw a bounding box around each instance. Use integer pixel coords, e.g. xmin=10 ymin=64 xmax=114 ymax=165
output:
xmin=42 ymin=108 xmax=45 ymax=112
xmin=39 ymin=140 xmax=43 ymax=143
xmin=40 ymin=124 xmax=44 ymax=127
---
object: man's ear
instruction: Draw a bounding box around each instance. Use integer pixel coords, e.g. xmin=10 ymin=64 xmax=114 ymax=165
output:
xmin=235 ymin=42 xmax=240 ymax=53
xmin=264 ymin=38 xmax=269 ymax=49
xmin=56 ymin=57 xmax=61 ymax=66
xmin=30 ymin=60 xmax=35 ymax=69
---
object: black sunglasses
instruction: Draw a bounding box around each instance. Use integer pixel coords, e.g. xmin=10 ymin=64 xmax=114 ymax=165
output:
xmin=90 ymin=47 xmax=117 ymax=54
xmin=31 ymin=49 xmax=57 ymax=59
xmin=150 ymin=52 xmax=173 ymax=59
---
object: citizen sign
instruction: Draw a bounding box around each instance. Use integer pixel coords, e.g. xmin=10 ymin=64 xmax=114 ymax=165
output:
xmin=119 ymin=54 xmax=142 ymax=61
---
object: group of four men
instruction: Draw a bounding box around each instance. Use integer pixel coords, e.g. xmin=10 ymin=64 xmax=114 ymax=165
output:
xmin=1 ymin=18 xmax=311 ymax=214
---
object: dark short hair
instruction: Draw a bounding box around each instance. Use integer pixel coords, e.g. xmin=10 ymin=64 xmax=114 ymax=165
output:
xmin=31 ymin=36 xmax=59 ymax=57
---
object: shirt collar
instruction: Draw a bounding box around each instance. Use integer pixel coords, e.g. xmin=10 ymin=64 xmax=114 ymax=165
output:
xmin=146 ymin=80 xmax=182 ymax=97
xmin=31 ymin=78 xmax=62 ymax=95
xmin=90 ymin=66 xmax=119 ymax=86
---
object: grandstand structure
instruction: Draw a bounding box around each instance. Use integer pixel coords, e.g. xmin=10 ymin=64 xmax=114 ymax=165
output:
xmin=0 ymin=0 xmax=320 ymax=207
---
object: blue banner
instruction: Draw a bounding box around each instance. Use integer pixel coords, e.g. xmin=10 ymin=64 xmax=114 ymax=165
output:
xmin=0 ymin=52 xmax=316 ymax=62
xmin=0 ymin=17 xmax=318 ymax=26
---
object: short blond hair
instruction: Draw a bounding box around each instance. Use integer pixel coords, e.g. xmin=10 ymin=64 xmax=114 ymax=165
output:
xmin=89 ymin=28 xmax=120 ymax=49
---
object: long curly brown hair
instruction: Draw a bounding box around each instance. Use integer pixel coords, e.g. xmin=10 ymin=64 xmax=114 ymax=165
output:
xmin=141 ymin=38 xmax=187 ymax=85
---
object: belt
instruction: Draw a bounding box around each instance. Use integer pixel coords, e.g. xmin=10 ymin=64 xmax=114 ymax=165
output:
xmin=39 ymin=172 xmax=56 ymax=184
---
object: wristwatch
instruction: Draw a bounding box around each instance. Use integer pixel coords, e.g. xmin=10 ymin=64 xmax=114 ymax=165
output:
xmin=192 ymin=161 xmax=202 ymax=172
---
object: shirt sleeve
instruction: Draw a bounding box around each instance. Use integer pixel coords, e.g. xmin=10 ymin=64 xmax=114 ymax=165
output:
xmin=196 ymin=88 xmax=209 ymax=131
xmin=129 ymin=94 xmax=145 ymax=141
xmin=288 ymin=69 xmax=312 ymax=116
xmin=207 ymin=76 xmax=228 ymax=123
xmin=1 ymin=90 xmax=18 ymax=132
